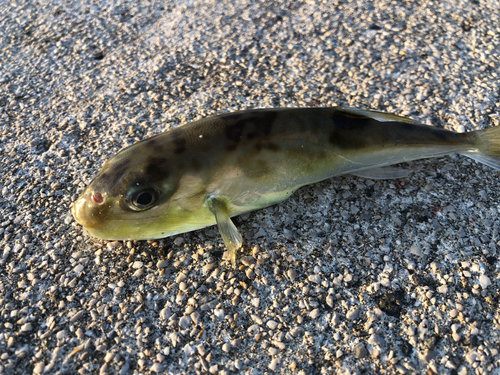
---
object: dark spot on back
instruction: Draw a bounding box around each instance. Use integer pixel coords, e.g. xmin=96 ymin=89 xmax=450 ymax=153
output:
xmin=329 ymin=112 xmax=374 ymax=149
xmin=246 ymin=111 xmax=277 ymax=139
xmin=332 ymin=111 xmax=373 ymax=130
xmin=144 ymin=137 xmax=164 ymax=152
xmin=224 ymin=111 xmax=278 ymax=143
xmin=173 ymin=137 xmax=187 ymax=154
xmin=145 ymin=157 xmax=169 ymax=181
xmin=225 ymin=122 xmax=244 ymax=142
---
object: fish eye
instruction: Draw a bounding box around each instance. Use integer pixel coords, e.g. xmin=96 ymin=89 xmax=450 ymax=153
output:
xmin=127 ymin=188 xmax=159 ymax=211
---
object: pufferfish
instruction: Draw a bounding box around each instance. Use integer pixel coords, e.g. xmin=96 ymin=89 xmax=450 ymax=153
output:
xmin=71 ymin=107 xmax=500 ymax=265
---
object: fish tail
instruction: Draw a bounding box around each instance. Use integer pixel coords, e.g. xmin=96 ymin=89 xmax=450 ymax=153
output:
xmin=464 ymin=126 xmax=500 ymax=171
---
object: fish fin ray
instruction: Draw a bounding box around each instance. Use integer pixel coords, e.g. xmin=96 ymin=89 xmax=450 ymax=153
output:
xmin=206 ymin=196 xmax=242 ymax=267
xmin=464 ymin=126 xmax=500 ymax=171
xmin=350 ymin=166 xmax=411 ymax=180
xmin=464 ymin=154 xmax=500 ymax=171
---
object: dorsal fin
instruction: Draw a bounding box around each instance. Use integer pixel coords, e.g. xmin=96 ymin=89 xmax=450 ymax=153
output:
xmin=340 ymin=107 xmax=420 ymax=124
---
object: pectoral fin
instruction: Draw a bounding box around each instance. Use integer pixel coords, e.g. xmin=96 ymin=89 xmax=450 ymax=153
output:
xmin=350 ymin=166 xmax=411 ymax=180
xmin=206 ymin=196 xmax=242 ymax=267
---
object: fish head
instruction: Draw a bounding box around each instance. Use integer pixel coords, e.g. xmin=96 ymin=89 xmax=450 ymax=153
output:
xmin=71 ymin=133 xmax=212 ymax=240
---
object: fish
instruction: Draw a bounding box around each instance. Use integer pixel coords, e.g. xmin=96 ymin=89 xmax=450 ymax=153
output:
xmin=71 ymin=107 xmax=500 ymax=265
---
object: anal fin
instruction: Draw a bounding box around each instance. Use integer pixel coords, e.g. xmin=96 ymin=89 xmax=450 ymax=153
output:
xmin=206 ymin=196 xmax=242 ymax=267
xmin=350 ymin=166 xmax=411 ymax=180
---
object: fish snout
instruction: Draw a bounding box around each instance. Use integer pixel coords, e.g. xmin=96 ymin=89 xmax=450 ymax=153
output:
xmin=71 ymin=192 xmax=109 ymax=230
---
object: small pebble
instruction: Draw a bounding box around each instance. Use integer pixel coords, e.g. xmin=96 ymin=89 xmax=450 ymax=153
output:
xmin=179 ymin=315 xmax=191 ymax=329
xmin=308 ymin=274 xmax=321 ymax=284
xmin=309 ymin=309 xmax=320 ymax=319
xmin=347 ymin=308 xmax=359 ymax=320
xmin=437 ymin=285 xmax=448 ymax=294
xmin=267 ymin=320 xmax=279 ymax=330
xmin=287 ymin=269 xmax=298 ymax=281
xmin=409 ymin=245 xmax=422 ymax=256
xmin=268 ymin=358 xmax=280 ymax=372
xmin=479 ymin=274 xmax=491 ymax=289
xmin=157 ymin=260 xmax=169 ymax=269
xmin=150 ymin=363 xmax=163 ymax=373
xmin=132 ymin=261 xmax=143 ymax=269
xmin=354 ymin=343 xmax=368 ymax=359
xmin=368 ymin=334 xmax=386 ymax=346
xmin=20 ymin=323 xmax=32 ymax=332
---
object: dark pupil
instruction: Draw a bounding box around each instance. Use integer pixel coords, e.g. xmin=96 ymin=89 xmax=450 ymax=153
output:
xmin=136 ymin=192 xmax=153 ymax=206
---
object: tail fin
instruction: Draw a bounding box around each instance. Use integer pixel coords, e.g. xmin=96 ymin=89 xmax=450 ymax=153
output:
xmin=463 ymin=127 xmax=500 ymax=171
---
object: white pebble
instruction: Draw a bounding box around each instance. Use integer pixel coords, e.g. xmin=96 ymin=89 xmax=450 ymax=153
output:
xmin=160 ymin=307 xmax=171 ymax=320
xmin=247 ymin=324 xmax=260 ymax=334
xmin=56 ymin=330 xmax=67 ymax=340
xmin=308 ymin=274 xmax=321 ymax=284
xmin=409 ymin=245 xmax=422 ymax=256
xmin=251 ymin=314 xmax=263 ymax=325
xmin=287 ymin=269 xmax=297 ymax=281
xmin=20 ymin=323 xmax=32 ymax=332
xmin=183 ymin=344 xmax=195 ymax=356
xmin=179 ymin=315 xmax=191 ymax=329
xmin=465 ymin=352 xmax=477 ymax=364
xmin=132 ymin=261 xmax=143 ymax=269
xmin=290 ymin=327 xmax=304 ymax=338
xmin=346 ymin=308 xmax=359 ymax=320
xmin=107 ymin=241 xmax=120 ymax=250
xmin=326 ymin=294 xmax=335 ymax=308
xmin=33 ymin=362 xmax=44 ymax=374
xmin=368 ymin=334 xmax=386 ymax=346
xmin=331 ymin=313 xmax=340 ymax=326
xmin=309 ymin=309 xmax=320 ymax=319
xmin=240 ymin=256 xmax=256 ymax=266
xmin=479 ymin=274 xmax=491 ymax=289
xmin=150 ymin=363 xmax=163 ymax=373
xmin=267 ymin=320 xmax=279 ymax=330
xmin=214 ymin=309 xmax=224 ymax=319
xmin=190 ymin=311 xmax=201 ymax=325
xmin=268 ymin=358 xmax=280 ymax=372
xmin=437 ymin=285 xmax=448 ymax=294
xmin=133 ymin=269 xmax=144 ymax=277
xmin=268 ymin=347 xmax=279 ymax=356
xmin=157 ymin=260 xmax=169 ymax=269
xmin=70 ymin=310 xmax=84 ymax=322
xmin=176 ymin=272 xmax=187 ymax=283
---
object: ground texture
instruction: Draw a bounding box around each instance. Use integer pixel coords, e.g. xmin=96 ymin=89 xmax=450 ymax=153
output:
xmin=0 ymin=0 xmax=500 ymax=374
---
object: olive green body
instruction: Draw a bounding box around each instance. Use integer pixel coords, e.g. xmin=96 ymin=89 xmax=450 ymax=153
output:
xmin=72 ymin=107 xmax=489 ymax=242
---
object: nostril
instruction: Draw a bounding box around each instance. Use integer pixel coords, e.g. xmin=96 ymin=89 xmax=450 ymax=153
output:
xmin=91 ymin=192 xmax=104 ymax=204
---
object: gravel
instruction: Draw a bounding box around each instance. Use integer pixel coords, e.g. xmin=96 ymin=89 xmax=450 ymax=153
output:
xmin=1 ymin=0 xmax=500 ymax=374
